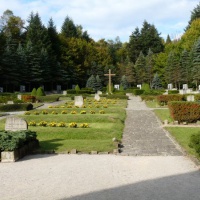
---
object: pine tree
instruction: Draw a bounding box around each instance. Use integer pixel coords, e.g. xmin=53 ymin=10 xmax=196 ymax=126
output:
xmin=151 ymin=73 xmax=162 ymax=89
xmin=146 ymin=49 xmax=154 ymax=86
xmin=31 ymin=88 xmax=37 ymax=96
xmin=120 ymin=75 xmax=129 ymax=90
xmin=166 ymin=35 xmax=172 ymax=44
xmin=180 ymin=49 xmax=190 ymax=84
xmin=86 ymin=75 xmax=96 ymax=91
xmin=125 ymin=56 xmax=136 ymax=86
xmin=95 ymin=75 xmax=102 ymax=91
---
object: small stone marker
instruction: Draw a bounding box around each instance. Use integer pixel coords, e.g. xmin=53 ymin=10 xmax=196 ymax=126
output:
xmin=187 ymin=95 xmax=194 ymax=102
xmin=183 ymin=84 xmax=188 ymax=90
xmin=7 ymin=101 xmax=14 ymax=104
xmin=0 ymin=87 xmax=3 ymax=93
xmin=137 ymin=84 xmax=142 ymax=89
xmin=94 ymin=93 xmax=100 ymax=101
xmin=97 ymin=91 xmax=102 ymax=95
xmin=63 ymin=91 xmax=67 ymax=95
xmin=17 ymin=94 xmax=22 ymax=100
xmin=167 ymin=84 xmax=173 ymax=90
xmin=74 ymin=96 xmax=83 ymax=107
xmin=114 ymin=85 xmax=120 ymax=90
xmin=5 ymin=117 xmax=28 ymax=132
xmin=20 ymin=85 xmax=25 ymax=93
xmin=57 ymin=85 xmax=61 ymax=93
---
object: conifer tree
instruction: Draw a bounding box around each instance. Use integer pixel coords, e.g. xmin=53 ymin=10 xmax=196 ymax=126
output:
xmin=120 ymin=75 xmax=129 ymax=90
xmin=95 ymin=75 xmax=103 ymax=91
xmin=151 ymin=73 xmax=162 ymax=89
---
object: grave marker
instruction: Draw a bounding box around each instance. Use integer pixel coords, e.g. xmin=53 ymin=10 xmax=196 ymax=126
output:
xmin=94 ymin=94 xmax=100 ymax=101
xmin=7 ymin=101 xmax=14 ymax=104
xmin=20 ymin=85 xmax=25 ymax=93
xmin=57 ymin=85 xmax=61 ymax=93
xmin=5 ymin=117 xmax=28 ymax=132
xmin=114 ymin=85 xmax=120 ymax=90
xmin=17 ymin=95 xmax=22 ymax=100
xmin=104 ymin=69 xmax=115 ymax=93
xmin=97 ymin=91 xmax=102 ymax=95
xmin=168 ymin=84 xmax=173 ymax=90
xmin=0 ymin=87 xmax=3 ymax=93
xmin=187 ymin=95 xmax=195 ymax=102
xmin=183 ymin=84 xmax=188 ymax=90
xmin=74 ymin=96 xmax=83 ymax=107
xmin=137 ymin=84 xmax=142 ymax=89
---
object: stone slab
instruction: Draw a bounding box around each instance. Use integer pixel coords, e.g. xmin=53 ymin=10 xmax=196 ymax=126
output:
xmin=5 ymin=117 xmax=28 ymax=131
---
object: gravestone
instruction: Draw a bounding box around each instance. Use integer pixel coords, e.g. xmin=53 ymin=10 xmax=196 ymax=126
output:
xmin=57 ymin=85 xmax=61 ymax=93
xmin=183 ymin=84 xmax=188 ymax=90
xmin=0 ymin=87 xmax=3 ymax=93
xmin=187 ymin=95 xmax=195 ymax=102
xmin=7 ymin=101 xmax=14 ymax=104
xmin=199 ymin=85 xmax=200 ymax=91
xmin=63 ymin=91 xmax=67 ymax=95
xmin=114 ymin=85 xmax=120 ymax=90
xmin=5 ymin=117 xmax=28 ymax=131
xmin=74 ymin=96 xmax=83 ymax=107
xmin=137 ymin=84 xmax=142 ymax=89
xmin=97 ymin=91 xmax=102 ymax=95
xmin=17 ymin=95 xmax=22 ymax=100
xmin=179 ymin=90 xmax=186 ymax=95
xmin=94 ymin=94 xmax=100 ymax=101
xmin=72 ymin=85 xmax=76 ymax=89
xmin=167 ymin=84 xmax=173 ymax=90
xmin=20 ymin=85 xmax=25 ymax=93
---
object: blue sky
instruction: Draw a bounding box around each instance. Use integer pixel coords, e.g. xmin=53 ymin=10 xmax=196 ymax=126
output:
xmin=0 ymin=0 xmax=199 ymax=42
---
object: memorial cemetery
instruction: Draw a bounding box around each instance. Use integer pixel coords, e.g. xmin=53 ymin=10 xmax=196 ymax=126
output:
xmin=1 ymin=2 xmax=200 ymax=163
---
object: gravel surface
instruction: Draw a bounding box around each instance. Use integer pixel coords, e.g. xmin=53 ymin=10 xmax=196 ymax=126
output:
xmin=0 ymin=154 xmax=199 ymax=200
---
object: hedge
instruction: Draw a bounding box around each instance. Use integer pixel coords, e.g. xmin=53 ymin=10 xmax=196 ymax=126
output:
xmin=36 ymin=95 xmax=60 ymax=102
xmin=168 ymin=90 xmax=179 ymax=94
xmin=168 ymin=101 xmax=200 ymax=123
xmin=0 ymin=103 xmax=33 ymax=112
xmin=189 ymin=133 xmax=200 ymax=156
xmin=22 ymin=95 xmax=36 ymax=103
xmin=133 ymin=89 xmax=144 ymax=95
xmin=140 ymin=95 xmax=156 ymax=101
xmin=0 ymin=130 xmax=37 ymax=151
xmin=105 ymin=94 xmax=128 ymax=99
xmin=157 ymin=94 xmax=184 ymax=106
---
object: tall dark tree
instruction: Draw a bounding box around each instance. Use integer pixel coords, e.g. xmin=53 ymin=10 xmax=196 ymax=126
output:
xmin=180 ymin=49 xmax=190 ymax=84
xmin=151 ymin=73 xmax=162 ymax=89
xmin=186 ymin=2 xmax=200 ymax=30
xmin=146 ymin=48 xmax=154 ymax=86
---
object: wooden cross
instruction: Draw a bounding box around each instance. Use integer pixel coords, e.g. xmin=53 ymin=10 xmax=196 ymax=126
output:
xmin=104 ymin=69 xmax=115 ymax=93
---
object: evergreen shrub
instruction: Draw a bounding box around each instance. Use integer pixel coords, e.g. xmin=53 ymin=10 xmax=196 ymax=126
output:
xmin=67 ymin=89 xmax=76 ymax=94
xmin=189 ymin=133 xmax=200 ymax=155
xmin=140 ymin=95 xmax=156 ymax=101
xmin=75 ymin=85 xmax=80 ymax=93
xmin=0 ymin=103 xmax=33 ymax=111
xmin=36 ymin=95 xmax=60 ymax=102
xmin=36 ymin=87 xmax=45 ymax=96
xmin=31 ymin=88 xmax=37 ymax=96
xmin=133 ymin=89 xmax=145 ymax=95
xmin=168 ymin=101 xmax=200 ymax=123
xmin=157 ymin=95 xmax=184 ymax=106
xmin=168 ymin=90 xmax=179 ymax=94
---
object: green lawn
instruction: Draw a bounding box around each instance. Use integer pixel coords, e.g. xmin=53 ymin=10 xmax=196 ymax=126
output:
xmin=0 ymin=98 xmax=127 ymax=153
xmin=153 ymin=109 xmax=173 ymax=123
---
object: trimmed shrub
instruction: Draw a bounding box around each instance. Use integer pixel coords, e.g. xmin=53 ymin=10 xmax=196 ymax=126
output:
xmin=143 ymin=89 xmax=165 ymax=96
xmin=75 ymin=84 xmax=80 ymax=93
xmin=195 ymin=94 xmax=200 ymax=101
xmin=31 ymin=88 xmax=37 ymax=96
xmin=0 ymin=103 xmax=33 ymax=111
xmin=67 ymin=89 xmax=76 ymax=94
xmin=36 ymin=87 xmax=45 ymax=96
xmin=0 ymin=130 xmax=37 ymax=151
xmin=168 ymin=101 xmax=200 ymax=123
xmin=133 ymin=89 xmax=145 ymax=96
xmin=36 ymin=95 xmax=60 ymax=102
xmin=22 ymin=95 xmax=36 ymax=103
xmin=101 ymin=94 xmax=128 ymax=99
xmin=141 ymin=83 xmax=150 ymax=92
xmin=168 ymin=90 xmax=179 ymax=94
xmin=157 ymin=95 xmax=184 ymax=106
xmin=140 ymin=95 xmax=156 ymax=101
xmin=189 ymin=133 xmax=200 ymax=155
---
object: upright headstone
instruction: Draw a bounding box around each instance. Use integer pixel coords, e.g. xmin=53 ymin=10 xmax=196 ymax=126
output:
xmin=7 ymin=101 xmax=14 ymax=104
xmin=20 ymin=85 xmax=25 ymax=93
xmin=63 ymin=91 xmax=67 ymax=95
xmin=187 ymin=95 xmax=195 ymax=102
xmin=72 ymin=85 xmax=76 ymax=89
xmin=137 ymin=84 xmax=142 ymax=89
xmin=94 ymin=94 xmax=100 ymax=101
xmin=168 ymin=84 xmax=173 ymax=90
xmin=17 ymin=95 xmax=22 ymax=100
xmin=5 ymin=117 xmax=28 ymax=131
xmin=183 ymin=84 xmax=188 ymax=90
xmin=97 ymin=91 xmax=102 ymax=95
xmin=74 ymin=96 xmax=83 ymax=107
xmin=0 ymin=87 xmax=3 ymax=93
xmin=57 ymin=85 xmax=61 ymax=93
xmin=114 ymin=85 xmax=120 ymax=90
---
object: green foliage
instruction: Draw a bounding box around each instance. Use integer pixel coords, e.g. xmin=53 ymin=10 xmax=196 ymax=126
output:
xmin=0 ymin=130 xmax=37 ymax=151
xmin=36 ymin=87 xmax=45 ymax=96
xmin=168 ymin=90 xmax=179 ymax=94
xmin=157 ymin=95 xmax=184 ymax=106
xmin=168 ymin=101 xmax=200 ymax=123
xmin=189 ymin=133 xmax=200 ymax=155
xmin=75 ymin=84 xmax=80 ymax=93
xmin=120 ymin=75 xmax=129 ymax=90
xmin=31 ymin=88 xmax=37 ymax=96
xmin=141 ymin=83 xmax=150 ymax=91
xmin=36 ymin=95 xmax=60 ymax=102
xmin=151 ymin=73 xmax=162 ymax=89
xmin=133 ymin=89 xmax=145 ymax=95
xmin=106 ymin=94 xmax=128 ymax=99
xmin=0 ymin=103 xmax=33 ymax=111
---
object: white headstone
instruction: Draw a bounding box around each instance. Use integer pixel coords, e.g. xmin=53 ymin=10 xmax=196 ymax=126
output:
xmin=17 ymin=95 xmax=22 ymax=100
xmin=199 ymin=85 xmax=200 ymax=91
xmin=5 ymin=117 xmax=28 ymax=131
xmin=7 ymin=101 xmax=14 ymax=104
xmin=74 ymin=96 xmax=83 ymax=107
xmin=179 ymin=90 xmax=186 ymax=94
xmin=168 ymin=84 xmax=173 ymax=90
xmin=97 ymin=91 xmax=102 ymax=95
xmin=20 ymin=85 xmax=25 ymax=93
xmin=94 ymin=94 xmax=100 ymax=101
xmin=137 ymin=84 xmax=142 ymax=89
xmin=0 ymin=87 xmax=3 ymax=93
xmin=63 ymin=91 xmax=67 ymax=95
xmin=114 ymin=85 xmax=120 ymax=90
xmin=186 ymin=89 xmax=192 ymax=94
xmin=187 ymin=95 xmax=195 ymax=102
xmin=183 ymin=84 xmax=188 ymax=90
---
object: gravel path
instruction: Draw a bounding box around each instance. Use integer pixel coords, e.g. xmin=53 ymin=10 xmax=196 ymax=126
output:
xmin=121 ymin=94 xmax=182 ymax=156
xmin=0 ymin=94 xmax=200 ymax=200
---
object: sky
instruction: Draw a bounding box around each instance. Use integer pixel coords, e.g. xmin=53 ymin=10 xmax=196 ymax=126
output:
xmin=0 ymin=0 xmax=199 ymax=42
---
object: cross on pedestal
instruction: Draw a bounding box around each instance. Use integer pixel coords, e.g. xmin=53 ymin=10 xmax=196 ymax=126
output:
xmin=104 ymin=69 xmax=116 ymax=94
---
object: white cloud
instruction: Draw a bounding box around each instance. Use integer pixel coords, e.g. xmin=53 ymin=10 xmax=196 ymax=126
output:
xmin=0 ymin=0 xmax=199 ymax=42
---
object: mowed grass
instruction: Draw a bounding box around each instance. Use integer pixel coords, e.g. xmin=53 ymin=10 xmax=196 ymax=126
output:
xmin=153 ymin=108 xmax=173 ymax=123
xmin=0 ymin=98 xmax=127 ymax=153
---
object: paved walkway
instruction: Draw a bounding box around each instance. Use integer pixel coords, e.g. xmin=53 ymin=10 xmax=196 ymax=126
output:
xmin=121 ymin=94 xmax=182 ymax=156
